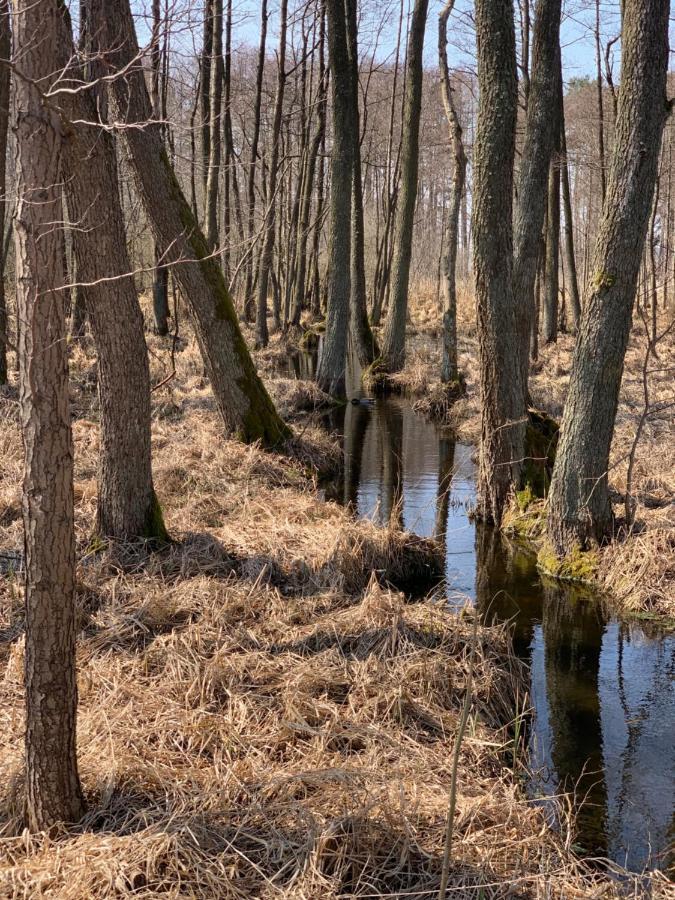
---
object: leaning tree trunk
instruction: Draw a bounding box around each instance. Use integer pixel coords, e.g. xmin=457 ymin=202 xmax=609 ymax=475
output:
xmin=0 ymin=0 xmax=9 ymax=385
xmin=12 ymin=0 xmax=85 ymax=830
xmin=547 ymin=0 xmax=670 ymax=553
xmin=380 ymin=0 xmax=429 ymax=374
xmin=57 ymin=1 xmax=164 ymax=541
xmin=346 ymin=0 xmax=376 ymax=369
xmin=439 ymin=0 xmax=467 ymax=384
xmin=511 ymin=0 xmax=562 ymax=401
xmin=91 ymin=0 xmax=289 ymax=447
xmin=473 ymin=0 xmax=520 ymax=525
xmin=316 ymin=0 xmax=353 ymax=397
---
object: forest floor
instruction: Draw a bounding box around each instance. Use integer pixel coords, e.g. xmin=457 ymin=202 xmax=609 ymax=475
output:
xmin=1 ymin=319 xmax=671 ymax=897
xmin=380 ymin=278 xmax=675 ymax=623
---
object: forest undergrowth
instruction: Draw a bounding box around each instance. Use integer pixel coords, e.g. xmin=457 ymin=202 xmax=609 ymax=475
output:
xmin=379 ymin=278 xmax=675 ymax=621
xmin=0 ymin=322 xmax=670 ymax=897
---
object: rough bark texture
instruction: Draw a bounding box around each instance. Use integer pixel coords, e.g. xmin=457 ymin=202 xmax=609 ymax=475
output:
xmin=0 ymin=0 xmax=9 ymax=385
xmin=91 ymin=0 xmax=289 ymax=447
xmin=380 ymin=0 xmax=429 ymax=373
xmin=547 ymin=0 xmax=670 ymax=552
xmin=13 ymin=0 xmax=85 ymax=830
xmin=55 ymin=3 xmax=162 ymax=540
xmin=439 ymin=0 xmax=467 ymax=384
xmin=316 ymin=0 xmax=352 ymax=397
xmin=473 ymin=0 xmax=521 ymax=525
xmin=512 ymin=0 xmax=561 ymax=395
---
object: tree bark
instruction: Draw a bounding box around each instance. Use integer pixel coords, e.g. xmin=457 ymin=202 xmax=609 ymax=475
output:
xmin=12 ymin=0 xmax=85 ymax=830
xmin=204 ymin=0 xmax=223 ymax=251
xmin=91 ymin=0 xmax=289 ymax=447
xmin=547 ymin=0 xmax=670 ymax=552
xmin=473 ymin=0 xmax=521 ymax=525
xmin=316 ymin=0 xmax=353 ymax=397
xmin=57 ymin=1 xmax=163 ymax=541
xmin=380 ymin=0 xmax=429 ymax=374
xmin=439 ymin=0 xmax=467 ymax=384
xmin=511 ymin=0 xmax=561 ymax=398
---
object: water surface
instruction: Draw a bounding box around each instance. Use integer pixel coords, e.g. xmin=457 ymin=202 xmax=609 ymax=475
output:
xmin=294 ymin=353 xmax=674 ymax=874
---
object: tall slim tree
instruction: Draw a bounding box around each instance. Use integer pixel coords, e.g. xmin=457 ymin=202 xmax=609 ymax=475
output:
xmin=150 ymin=0 xmax=169 ymax=335
xmin=204 ymin=0 xmax=223 ymax=250
xmin=547 ymin=0 xmax=670 ymax=553
xmin=346 ymin=0 xmax=376 ymax=369
xmin=91 ymin=0 xmax=289 ymax=447
xmin=12 ymin=0 xmax=85 ymax=829
xmin=438 ymin=0 xmax=467 ymax=384
xmin=255 ymin=0 xmax=288 ymax=348
xmin=512 ymin=0 xmax=562 ymax=395
xmin=380 ymin=0 xmax=429 ymax=374
xmin=472 ymin=0 xmax=520 ymax=524
xmin=558 ymin=58 xmax=582 ymax=332
xmin=542 ymin=149 xmax=561 ymax=343
xmin=316 ymin=0 xmax=353 ymax=396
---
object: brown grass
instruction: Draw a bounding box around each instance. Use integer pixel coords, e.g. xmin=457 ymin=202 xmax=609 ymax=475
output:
xmin=1 ymin=318 xmax=668 ymax=897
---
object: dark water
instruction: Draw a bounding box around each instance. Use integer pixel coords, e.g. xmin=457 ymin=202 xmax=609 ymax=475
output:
xmin=287 ymin=350 xmax=675 ymax=874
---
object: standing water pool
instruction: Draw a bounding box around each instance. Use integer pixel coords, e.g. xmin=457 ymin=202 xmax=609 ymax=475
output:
xmin=289 ymin=350 xmax=675 ymax=874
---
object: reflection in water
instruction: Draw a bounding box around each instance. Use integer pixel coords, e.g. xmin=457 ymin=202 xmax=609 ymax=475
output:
xmin=311 ymin=378 xmax=675 ymax=874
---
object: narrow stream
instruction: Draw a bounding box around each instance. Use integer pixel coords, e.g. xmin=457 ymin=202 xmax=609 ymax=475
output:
xmin=286 ymin=347 xmax=675 ymax=874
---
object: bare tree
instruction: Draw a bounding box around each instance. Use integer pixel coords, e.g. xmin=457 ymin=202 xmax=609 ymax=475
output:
xmin=438 ymin=0 xmax=467 ymax=384
xmin=90 ymin=0 xmax=289 ymax=446
xmin=548 ymin=0 xmax=671 ymax=553
xmin=12 ymin=0 xmax=85 ymax=830
xmin=472 ymin=0 xmax=520 ymax=524
xmin=316 ymin=0 xmax=353 ymax=396
xmin=380 ymin=0 xmax=429 ymax=374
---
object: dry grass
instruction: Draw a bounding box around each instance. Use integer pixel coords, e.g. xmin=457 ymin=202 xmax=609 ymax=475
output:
xmin=1 ymin=321 xmax=668 ymax=897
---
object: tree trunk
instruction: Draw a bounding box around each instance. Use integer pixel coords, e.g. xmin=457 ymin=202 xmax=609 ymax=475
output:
xmin=542 ymin=152 xmax=561 ymax=343
xmin=58 ymin=1 xmax=163 ymax=541
xmin=316 ymin=0 xmax=353 ymax=397
xmin=380 ymin=0 xmax=429 ymax=374
xmin=439 ymin=0 xmax=467 ymax=384
xmin=547 ymin=0 xmax=670 ymax=553
xmin=0 ymin=0 xmax=9 ymax=385
xmin=559 ymin=58 xmax=582 ymax=332
xmin=473 ymin=0 xmax=520 ymax=525
xmin=594 ymin=0 xmax=607 ymax=205
xmin=91 ymin=0 xmax=289 ymax=447
xmin=204 ymin=0 xmax=223 ymax=250
xmin=511 ymin=0 xmax=561 ymax=399
xmin=243 ymin=0 xmax=268 ymax=322
xmin=12 ymin=0 xmax=85 ymax=830
xmin=346 ymin=0 xmax=376 ymax=369
xmin=150 ymin=0 xmax=169 ymax=335
xmin=255 ymin=0 xmax=288 ymax=348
